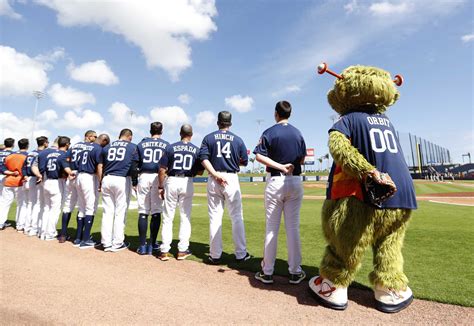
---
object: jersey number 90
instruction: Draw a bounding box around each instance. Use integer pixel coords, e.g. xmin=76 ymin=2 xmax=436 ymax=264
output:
xmin=107 ymin=147 xmax=126 ymax=161
xmin=143 ymin=148 xmax=163 ymax=164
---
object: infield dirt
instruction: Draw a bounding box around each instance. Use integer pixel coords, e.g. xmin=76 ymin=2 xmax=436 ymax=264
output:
xmin=1 ymin=229 xmax=473 ymax=324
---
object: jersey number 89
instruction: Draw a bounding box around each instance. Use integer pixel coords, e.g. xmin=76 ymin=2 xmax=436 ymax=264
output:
xmin=107 ymin=147 xmax=126 ymax=162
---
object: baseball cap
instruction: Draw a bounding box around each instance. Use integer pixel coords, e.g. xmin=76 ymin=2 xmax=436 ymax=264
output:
xmin=217 ymin=111 xmax=232 ymax=126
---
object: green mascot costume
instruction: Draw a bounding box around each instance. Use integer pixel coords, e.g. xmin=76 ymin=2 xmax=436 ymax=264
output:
xmin=309 ymin=64 xmax=417 ymax=313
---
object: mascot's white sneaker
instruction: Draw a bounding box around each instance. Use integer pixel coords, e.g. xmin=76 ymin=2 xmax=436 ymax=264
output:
xmin=374 ymin=284 xmax=413 ymax=313
xmin=308 ymin=276 xmax=348 ymax=310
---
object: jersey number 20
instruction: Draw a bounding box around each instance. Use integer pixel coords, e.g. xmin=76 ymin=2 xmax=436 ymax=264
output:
xmin=172 ymin=154 xmax=193 ymax=170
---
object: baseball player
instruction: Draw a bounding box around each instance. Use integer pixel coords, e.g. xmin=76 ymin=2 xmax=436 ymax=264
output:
xmin=158 ymin=124 xmax=204 ymax=261
xmin=98 ymin=128 xmax=138 ymax=252
xmin=0 ymin=138 xmax=16 ymax=230
xmin=73 ymin=130 xmax=103 ymax=249
xmin=199 ymin=111 xmax=251 ymax=263
xmin=23 ymin=136 xmax=49 ymax=236
xmin=0 ymin=138 xmax=28 ymax=231
xmin=253 ymin=101 xmax=307 ymax=285
xmin=32 ymin=136 xmax=73 ymax=240
xmin=135 ymin=122 xmax=169 ymax=255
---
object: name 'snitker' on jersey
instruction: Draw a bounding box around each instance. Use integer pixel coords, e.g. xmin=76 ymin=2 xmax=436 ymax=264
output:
xmin=140 ymin=141 xmax=167 ymax=149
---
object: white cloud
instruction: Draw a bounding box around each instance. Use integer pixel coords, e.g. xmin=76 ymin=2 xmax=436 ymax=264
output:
xmin=195 ymin=110 xmax=215 ymax=128
xmin=369 ymin=2 xmax=413 ymax=16
xmin=0 ymin=0 xmax=22 ymax=19
xmin=48 ymin=83 xmax=96 ymax=108
xmin=37 ymin=109 xmax=58 ymax=123
xmin=108 ymin=102 xmax=148 ymax=126
xmin=0 ymin=45 xmax=49 ymax=97
xmin=461 ymin=34 xmax=474 ymax=43
xmin=271 ymin=85 xmax=301 ymax=98
xmin=178 ymin=93 xmax=191 ymax=104
xmin=34 ymin=47 xmax=65 ymax=68
xmin=344 ymin=0 xmax=359 ymax=14
xmin=225 ymin=95 xmax=254 ymax=113
xmin=149 ymin=106 xmax=189 ymax=131
xmin=35 ymin=0 xmax=218 ymax=80
xmin=0 ymin=111 xmax=52 ymax=147
xmin=59 ymin=109 xmax=104 ymax=129
xmin=68 ymin=60 xmax=119 ymax=85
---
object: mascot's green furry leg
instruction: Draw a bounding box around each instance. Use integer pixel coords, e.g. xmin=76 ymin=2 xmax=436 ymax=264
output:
xmin=320 ymin=197 xmax=375 ymax=287
xmin=370 ymin=209 xmax=411 ymax=290
xmin=320 ymin=197 xmax=411 ymax=290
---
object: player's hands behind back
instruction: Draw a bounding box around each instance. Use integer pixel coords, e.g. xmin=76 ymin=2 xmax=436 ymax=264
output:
xmin=281 ymin=163 xmax=294 ymax=175
xmin=213 ymin=172 xmax=228 ymax=186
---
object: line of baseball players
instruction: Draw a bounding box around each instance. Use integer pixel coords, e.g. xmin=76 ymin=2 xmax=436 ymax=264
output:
xmin=0 ymin=101 xmax=307 ymax=284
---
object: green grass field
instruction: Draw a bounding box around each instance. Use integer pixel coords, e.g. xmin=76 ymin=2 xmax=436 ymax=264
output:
xmin=6 ymin=180 xmax=474 ymax=306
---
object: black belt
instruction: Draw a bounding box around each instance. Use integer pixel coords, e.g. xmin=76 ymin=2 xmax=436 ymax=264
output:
xmin=169 ymin=174 xmax=191 ymax=177
xmin=270 ymin=172 xmax=301 ymax=177
xmin=216 ymin=171 xmax=236 ymax=174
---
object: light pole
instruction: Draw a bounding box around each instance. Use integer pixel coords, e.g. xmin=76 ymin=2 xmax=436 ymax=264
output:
xmin=255 ymin=119 xmax=265 ymax=173
xmin=32 ymin=91 xmax=44 ymax=141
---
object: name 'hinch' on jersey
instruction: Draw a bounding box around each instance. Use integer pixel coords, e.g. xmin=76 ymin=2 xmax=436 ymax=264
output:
xmin=173 ymin=144 xmax=197 ymax=154
xmin=214 ymin=133 xmax=234 ymax=141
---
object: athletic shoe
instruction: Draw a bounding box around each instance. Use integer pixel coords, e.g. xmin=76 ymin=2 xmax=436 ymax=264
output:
xmin=103 ymin=246 xmax=113 ymax=252
xmin=79 ymin=240 xmax=96 ymax=249
xmin=27 ymin=230 xmax=37 ymax=237
xmin=374 ymin=284 xmax=413 ymax=313
xmin=146 ymin=244 xmax=153 ymax=255
xmin=110 ymin=242 xmax=130 ymax=252
xmin=235 ymin=252 xmax=252 ymax=262
xmin=158 ymin=252 xmax=174 ymax=261
xmin=207 ymin=256 xmax=222 ymax=265
xmin=16 ymin=228 xmax=24 ymax=233
xmin=23 ymin=229 xmax=30 ymax=235
xmin=289 ymin=270 xmax=306 ymax=285
xmin=44 ymin=236 xmax=56 ymax=241
xmin=0 ymin=222 xmax=12 ymax=230
xmin=72 ymin=239 xmax=82 ymax=247
xmin=58 ymin=235 xmax=67 ymax=243
xmin=255 ymin=271 xmax=274 ymax=284
xmin=152 ymin=242 xmax=160 ymax=251
xmin=137 ymin=244 xmax=148 ymax=255
xmin=177 ymin=250 xmax=192 ymax=260
xmin=308 ymin=275 xmax=348 ymax=310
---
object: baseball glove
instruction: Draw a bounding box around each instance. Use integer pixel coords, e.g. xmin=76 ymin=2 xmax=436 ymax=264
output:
xmin=364 ymin=169 xmax=397 ymax=207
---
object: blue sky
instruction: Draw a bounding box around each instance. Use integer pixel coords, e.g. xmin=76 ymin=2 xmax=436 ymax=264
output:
xmin=1 ymin=0 xmax=473 ymax=166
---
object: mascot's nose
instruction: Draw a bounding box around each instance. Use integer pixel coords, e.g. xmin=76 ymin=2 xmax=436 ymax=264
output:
xmin=317 ymin=62 xmax=343 ymax=79
xmin=393 ymin=74 xmax=403 ymax=86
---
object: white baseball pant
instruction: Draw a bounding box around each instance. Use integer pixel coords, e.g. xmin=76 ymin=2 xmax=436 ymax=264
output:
xmin=261 ymin=175 xmax=303 ymax=275
xmin=25 ymin=177 xmax=44 ymax=235
xmin=41 ymin=178 xmax=65 ymax=238
xmin=0 ymin=183 xmax=17 ymax=226
xmin=62 ymin=175 xmax=78 ymax=214
xmin=76 ymin=173 xmax=97 ymax=217
xmin=15 ymin=184 xmax=28 ymax=230
xmin=160 ymin=176 xmax=193 ymax=253
xmin=101 ymin=175 xmax=131 ymax=248
xmin=207 ymin=173 xmax=247 ymax=260
xmin=137 ymin=173 xmax=163 ymax=215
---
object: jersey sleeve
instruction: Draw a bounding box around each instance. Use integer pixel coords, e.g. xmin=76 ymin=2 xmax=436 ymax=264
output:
xmin=329 ymin=115 xmax=351 ymax=138
xmin=239 ymin=139 xmax=248 ymax=166
xmin=159 ymin=146 xmax=171 ymax=169
xmin=253 ymin=132 xmax=270 ymax=157
xmin=198 ymin=136 xmax=210 ymax=161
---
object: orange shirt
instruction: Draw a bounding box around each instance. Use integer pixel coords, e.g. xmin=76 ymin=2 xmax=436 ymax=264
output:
xmin=3 ymin=152 xmax=27 ymax=187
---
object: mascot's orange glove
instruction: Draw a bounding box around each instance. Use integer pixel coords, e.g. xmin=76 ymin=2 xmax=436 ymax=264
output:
xmin=364 ymin=169 xmax=397 ymax=207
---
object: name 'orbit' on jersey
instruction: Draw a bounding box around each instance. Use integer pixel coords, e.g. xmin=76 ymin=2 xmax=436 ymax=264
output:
xmin=37 ymin=148 xmax=70 ymax=179
xmin=253 ymin=123 xmax=306 ymax=176
xmin=160 ymin=141 xmax=203 ymax=177
xmin=74 ymin=142 xmax=103 ymax=174
xmin=327 ymin=111 xmax=417 ymax=209
xmin=137 ymin=137 xmax=169 ymax=173
xmin=199 ymin=130 xmax=248 ymax=172
xmin=102 ymin=140 xmax=139 ymax=177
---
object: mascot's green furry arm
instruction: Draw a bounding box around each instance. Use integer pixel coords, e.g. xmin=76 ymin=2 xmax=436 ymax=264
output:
xmin=309 ymin=65 xmax=417 ymax=314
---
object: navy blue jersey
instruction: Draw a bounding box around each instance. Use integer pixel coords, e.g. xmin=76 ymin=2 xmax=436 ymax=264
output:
xmin=137 ymin=137 xmax=169 ymax=173
xmin=0 ymin=149 xmax=13 ymax=174
xmin=24 ymin=150 xmax=40 ymax=176
xmin=102 ymin=140 xmax=139 ymax=177
xmin=67 ymin=142 xmax=86 ymax=171
xmin=160 ymin=141 xmax=203 ymax=177
xmin=253 ymin=123 xmax=306 ymax=176
xmin=327 ymin=111 xmax=417 ymax=209
xmin=199 ymin=130 xmax=248 ymax=172
xmin=75 ymin=142 xmax=103 ymax=174
xmin=38 ymin=149 xmax=70 ymax=179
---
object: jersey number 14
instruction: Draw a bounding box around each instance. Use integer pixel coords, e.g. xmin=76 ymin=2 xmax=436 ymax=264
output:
xmin=216 ymin=141 xmax=231 ymax=158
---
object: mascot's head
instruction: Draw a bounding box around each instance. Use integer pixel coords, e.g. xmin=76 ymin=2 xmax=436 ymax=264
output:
xmin=320 ymin=64 xmax=401 ymax=115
